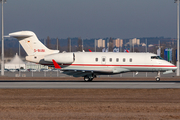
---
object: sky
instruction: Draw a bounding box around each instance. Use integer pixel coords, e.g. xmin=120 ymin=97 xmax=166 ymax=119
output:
xmin=1 ymin=0 xmax=178 ymax=39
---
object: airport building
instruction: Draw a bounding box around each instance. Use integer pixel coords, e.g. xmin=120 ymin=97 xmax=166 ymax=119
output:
xmin=4 ymin=53 xmax=48 ymax=71
xmin=5 ymin=53 xmax=25 ymax=69
xmin=25 ymin=62 xmax=48 ymax=70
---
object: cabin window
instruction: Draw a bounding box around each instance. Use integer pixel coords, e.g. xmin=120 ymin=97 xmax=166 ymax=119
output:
xmin=95 ymin=58 xmax=98 ymax=62
xmin=109 ymin=58 xmax=112 ymax=62
xmin=116 ymin=58 xmax=119 ymax=62
xmin=129 ymin=58 xmax=132 ymax=62
xmin=102 ymin=58 xmax=105 ymax=62
xmin=123 ymin=58 xmax=126 ymax=62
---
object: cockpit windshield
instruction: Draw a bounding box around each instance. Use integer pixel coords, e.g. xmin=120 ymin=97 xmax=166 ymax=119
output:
xmin=151 ymin=56 xmax=164 ymax=60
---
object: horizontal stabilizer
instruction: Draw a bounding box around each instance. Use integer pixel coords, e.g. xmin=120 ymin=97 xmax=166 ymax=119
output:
xmin=9 ymin=31 xmax=34 ymax=38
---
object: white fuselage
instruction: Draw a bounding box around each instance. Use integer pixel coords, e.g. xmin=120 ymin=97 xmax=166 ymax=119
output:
xmin=44 ymin=52 xmax=177 ymax=74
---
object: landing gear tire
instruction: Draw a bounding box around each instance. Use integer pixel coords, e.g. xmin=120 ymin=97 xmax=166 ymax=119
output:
xmin=156 ymin=77 xmax=160 ymax=82
xmin=84 ymin=77 xmax=90 ymax=82
xmin=155 ymin=71 xmax=161 ymax=82
xmin=84 ymin=76 xmax=93 ymax=82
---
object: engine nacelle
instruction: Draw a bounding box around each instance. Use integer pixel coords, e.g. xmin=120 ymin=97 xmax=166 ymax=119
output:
xmin=26 ymin=55 xmax=45 ymax=63
xmin=44 ymin=53 xmax=74 ymax=64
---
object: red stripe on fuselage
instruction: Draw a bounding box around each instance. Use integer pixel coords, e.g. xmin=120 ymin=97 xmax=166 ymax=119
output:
xmin=43 ymin=63 xmax=176 ymax=68
xmin=64 ymin=64 xmax=176 ymax=67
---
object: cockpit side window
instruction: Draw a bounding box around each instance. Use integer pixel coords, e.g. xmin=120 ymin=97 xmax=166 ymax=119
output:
xmin=157 ymin=56 xmax=164 ymax=60
xmin=151 ymin=56 xmax=164 ymax=60
xmin=151 ymin=56 xmax=157 ymax=59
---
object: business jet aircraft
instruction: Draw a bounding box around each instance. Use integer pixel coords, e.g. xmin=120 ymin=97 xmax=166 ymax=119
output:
xmin=9 ymin=31 xmax=177 ymax=82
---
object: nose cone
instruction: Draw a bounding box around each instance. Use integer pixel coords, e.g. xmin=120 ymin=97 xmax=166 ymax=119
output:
xmin=173 ymin=66 xmax=177 ymax=70
xmin=169 ymin=63 xmax=177 ymax=70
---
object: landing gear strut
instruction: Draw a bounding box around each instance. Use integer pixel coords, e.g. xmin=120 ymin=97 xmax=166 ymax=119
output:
xmin=155 ymin=71 xmax=160 ymax=82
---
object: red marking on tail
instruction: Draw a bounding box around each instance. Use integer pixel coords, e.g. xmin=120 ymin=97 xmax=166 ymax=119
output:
xmin=89 ymin=49 xmax=92 ymax=52
xmin=52 ymin=59 xmax=61 ymax=69
xmin=126 ymin=50 xmax=129 ymax=53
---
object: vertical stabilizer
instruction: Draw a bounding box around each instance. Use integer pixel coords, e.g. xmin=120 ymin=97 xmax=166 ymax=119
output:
xmin=9 ymin=31 xmax=59 ymax=56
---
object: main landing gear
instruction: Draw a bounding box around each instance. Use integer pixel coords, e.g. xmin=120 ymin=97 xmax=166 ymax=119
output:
xmin=84 ymin=76 xmax=93 ymax=82
xmin=155 ymin=71 xmax=160 ymax=82
xmin=84 ymin=75 xmax=96 ymax=82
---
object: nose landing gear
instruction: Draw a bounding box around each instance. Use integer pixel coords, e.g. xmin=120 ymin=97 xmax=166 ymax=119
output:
xmin=156 ymin=77 xmax=160 ymax=82
xmin=155 ymin=71 xmax=160 ymax=82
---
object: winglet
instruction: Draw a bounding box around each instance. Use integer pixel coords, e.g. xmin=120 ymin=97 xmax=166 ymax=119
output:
xmin=126 ymin=50 xmax=129 ymax=53
xmin=52 ymin=59 xmax=61 ymax=69
xmin=89 ymin=49 xmax=92 ymax=52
